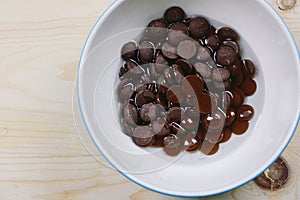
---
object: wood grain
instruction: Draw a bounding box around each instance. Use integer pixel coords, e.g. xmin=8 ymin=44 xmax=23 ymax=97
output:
xmin=0 ymin=0 xmax=299 ymax=199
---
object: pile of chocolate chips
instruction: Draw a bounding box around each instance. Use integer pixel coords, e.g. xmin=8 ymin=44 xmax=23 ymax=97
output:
xmin=117 ymin=6 xmax=257 ymax=156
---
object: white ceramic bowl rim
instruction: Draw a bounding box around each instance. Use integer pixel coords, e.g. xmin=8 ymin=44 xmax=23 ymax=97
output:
xmin=77 ymin=0 xmax=300 ymax=197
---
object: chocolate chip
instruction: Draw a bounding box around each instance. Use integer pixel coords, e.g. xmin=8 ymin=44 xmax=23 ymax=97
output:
xmin=203 ymin=129 xmax=224 ymax=144
xmin=223 ymin=40 xmax=240 ymax=54
xmin=139 ymin=35 xmax=152 ymax=45
xmin=207 ymin=60 xmax=218 ymax=69
xmin=149 ymin=63 xmax=159 ymax=79
xmin=181 ymin=115 xmax=199 ymax=131
xmin=205 ymin=34 xmax=220 ymax=50
xmin=123 ymin=103 xmax=138 ymax=125
xmin=132 ymin=126 xmax=154 ymax=147
xmin=225 ymin=107 xmax=236 ymax=126
xmin=254 ymin=157 xmax=289 ymax=191
xmin=214 ymin=79 xmax=231 ymax=91
xmin=126 ymin=59 xmax=145 ymax=75
xmin=185 ymin=107 xmax=200 ymax=118
xmin=207 ymin=26 xmax=217 ymax=35
xmin=140 ymin=103 xmax=158 ymax=123
xmin=161 ymin=42 xmax=178 ymax=60
xmin=200 ymin=140 xmax=219 ymax=155
xmin=212 ymin=68 xmax=231 ymax=82
xmin=155 ymin=93 xmax=168 ymax=110
xmin=216 ymin=91 xmax=232 ymax=110
xmin=168 ymin=102 xmax=181 ymax=109
xmin=166 ymin=107 xmax=183 ymax=123
xmin=183 ymin=17 xmax=192 ymax=26
xmin=139 ymin=41 xmax=155 ymax=63
xmin=220 ymin=128 xmax=232 ymax=143
xmin=228 ymin=59 xmax=242 ymax=76
xmin=120 ymin=118 xmax=134 ymax=136
xmin=140 ymin=73 xmax=151 ymax=84
xmin=168 ymin=22 xmax=189 ymax=46
xmin=236 ymin=104 xmax=254 ymax=121
xmin=181 ymin=75 xmax=204 ymax=96
xmin=135 ymin=89 xmax=155 ymax=107
xmin=139 ymin=33 xmax=164 ymax=47
xmin=189 ymin=17 xmax=210 ymax=38
xmin=173 ymin=64 xmax=185 ymax=84
xmin=135 ymin=83 xmax=147 ymax=93
xmin=121 ymin=41 xmax=138 ymax=61
xmin=217 ymin=27 xmax=238 ymax=41
xmin=241 ymin=79 xmax=257 ymax=96
xmin=229 ymin=88 xmax=245 ymax=108
xmin=147 ymin=83 xmax=156 ymax=93
xmin=202 ymin=109 xmax=226 ymax=130
xmin=164 ymin=67 xmax=176 ymax=85
xmin=156 ymin=75 xmax=169 ymax=94
xmin=157 ymin=106 xmax=167 ymax=118
xmin=170 ymin=122 xmax=186 ymax=135
xmin=152 ymin=135 xmax=164 ymax=147
xmin=164 ymin=6 xmax=185 ymax=23
xmin=242 ymin=59 xmax=256 ymax=79
xmin=166 ymin=85 xmax=185 ymax=104
xmin=231 ymin=71 xmax=244 ymax=87
xmin=196 ymin=125 xmax=206 ymax=138
xmin=119 ymin=64 xmax=128 ymax=78
xmin=194 ymin=62 xmax=211 ymax=78
xmin=147 ymin=18 xmax=168 ymax=38
xmin=184 ymin=95 xmax=196 ymax=106
xmin=155 ymin=51 xmax=169 ymax=72
xmin=118 ymin=77 xmax=131 ymax=89
xmin=174 ymin=59 xmax=193 ymax=75
xmin=216 ymin=45 xmax=237 ymax=66
xmin=152 ymin=117 xmax=170 ymax=137
xmin=231 ymin=120 xmax=249 ymax=135
xmin=177 ymin=40 xmax=197 ymax=60
xmin=195 ymin=92 xmax=217 ymax=114
xmin=183 ymin=134 xmax=201 ymax=151
xmin=196 ymin=46 xmax=212 ymax=61
xmin=163 ymin=134 xmax=182 ymax=156
xmin=203 ymin=78 xmax=213 ymax=89
xmin=118 ymin=82 xmax=135 ymax=101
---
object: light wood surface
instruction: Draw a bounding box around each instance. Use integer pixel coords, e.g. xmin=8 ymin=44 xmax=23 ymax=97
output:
xmin=0 ymin=0 xmax=299 ymax=199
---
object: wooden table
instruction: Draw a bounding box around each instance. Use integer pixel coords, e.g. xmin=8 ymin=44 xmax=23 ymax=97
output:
xmin=0 ymin=0 xmax=299 ymax=199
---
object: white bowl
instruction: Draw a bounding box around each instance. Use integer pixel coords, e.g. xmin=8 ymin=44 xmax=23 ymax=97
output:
xmin=78 ymin=0 xmax=300 ymax=197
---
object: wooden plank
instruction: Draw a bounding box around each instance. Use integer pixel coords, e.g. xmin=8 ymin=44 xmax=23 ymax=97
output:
xmin=0 ymin=0 xmax=298 ymax=199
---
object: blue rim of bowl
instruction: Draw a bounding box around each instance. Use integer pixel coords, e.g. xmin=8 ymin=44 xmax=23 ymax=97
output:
xmin=77 ymin=0 xmax=300 ymax=197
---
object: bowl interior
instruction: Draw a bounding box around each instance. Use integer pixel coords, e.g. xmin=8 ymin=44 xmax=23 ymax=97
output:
xmin=78 ymin=0 xmax=300 ymax=197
